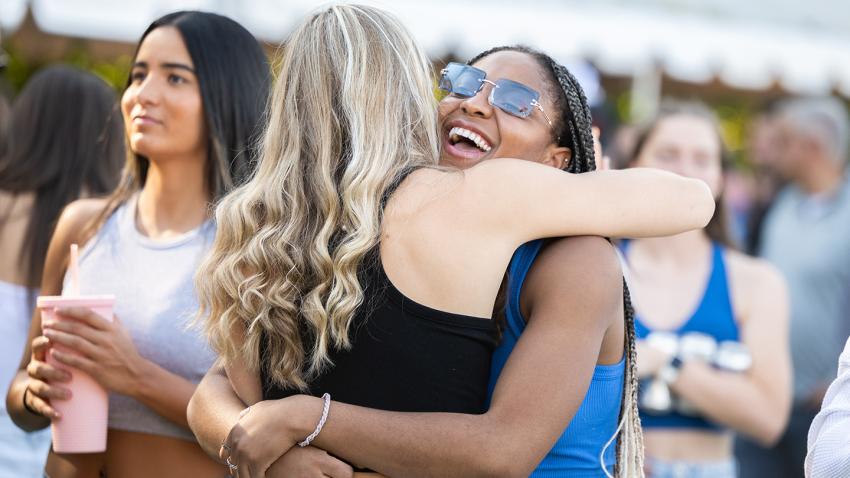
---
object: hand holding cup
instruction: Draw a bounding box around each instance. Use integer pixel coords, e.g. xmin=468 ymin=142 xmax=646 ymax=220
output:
xmin=23 ymin=333 xmax=72 ymax=419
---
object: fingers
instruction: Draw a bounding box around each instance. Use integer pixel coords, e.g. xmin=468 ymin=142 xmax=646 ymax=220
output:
xmin=43 ymin=329 xmax=100 ymax=358
xmin=27 ymin=358 xmax=72 ymax=384
xmin=54 ymin=307 xmax=112 ymax=331
xmin=321 ymin=454 xmax=354 ymax=478
xmin=24 ymin=386 xmax=61 ymax=419
xmin=31 ymin=335 xmax=51 ymax=361
xmin=50 ymin=349 xmax=96 ymax=375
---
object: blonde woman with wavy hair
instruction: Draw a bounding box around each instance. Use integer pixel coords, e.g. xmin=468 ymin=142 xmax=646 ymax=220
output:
xmin=193 ymin=4 xmax=714 ymax=478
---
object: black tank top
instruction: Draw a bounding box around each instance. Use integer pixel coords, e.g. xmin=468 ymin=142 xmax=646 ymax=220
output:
xmin=261 ymin=168 xmax=500 ymax=414
xmin=261 ymin=259 xmax=499 ymax=414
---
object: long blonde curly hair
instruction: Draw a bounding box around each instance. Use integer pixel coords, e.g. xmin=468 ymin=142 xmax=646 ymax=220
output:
xmin=196 ymin=4 xmax=440 ymax=390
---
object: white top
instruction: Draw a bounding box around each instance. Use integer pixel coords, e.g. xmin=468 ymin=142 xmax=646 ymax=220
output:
xmin=806 ymin=335 xmax=850 ymax=478
xmin=63 ymin=195 xmax=217 ymax=441
xmin=0 ymin=280 xmax=51 ymax=478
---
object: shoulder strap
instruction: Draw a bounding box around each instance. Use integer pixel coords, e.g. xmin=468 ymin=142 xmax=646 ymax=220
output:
xmin=504 ymin=240 xmax=545 ymax=331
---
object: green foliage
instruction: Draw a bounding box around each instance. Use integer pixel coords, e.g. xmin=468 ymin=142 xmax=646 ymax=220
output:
xmin=1 ymin=41 xmax=131 ymax=94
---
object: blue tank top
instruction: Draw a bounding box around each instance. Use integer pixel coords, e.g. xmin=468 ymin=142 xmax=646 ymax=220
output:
xmin=488 ymin=240 xmax=626 ymax=478
xmin=622 ymin=241 xmax=739 ymax=431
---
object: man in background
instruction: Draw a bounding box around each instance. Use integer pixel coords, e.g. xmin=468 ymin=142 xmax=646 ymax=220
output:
xmin=736 ymin=96 xmax=850 ymax=478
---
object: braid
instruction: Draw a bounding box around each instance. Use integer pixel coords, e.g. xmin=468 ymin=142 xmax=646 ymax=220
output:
xmin=470 ymin=46 xmax=644 ymax=477
xmin=610 ymin=280 xmax=645 ymax=477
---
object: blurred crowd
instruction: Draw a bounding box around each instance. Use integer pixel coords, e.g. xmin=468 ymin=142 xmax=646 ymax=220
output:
xmin=1 ymin=5 xmax=850 ymax=478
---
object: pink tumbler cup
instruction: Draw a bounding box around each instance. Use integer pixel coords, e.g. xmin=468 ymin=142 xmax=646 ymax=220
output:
xmin=38 ymin=295 xmax=115 ymax=453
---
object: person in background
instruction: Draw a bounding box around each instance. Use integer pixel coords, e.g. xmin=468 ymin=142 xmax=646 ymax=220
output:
xmin=0 ymin=95 xmax=9 ymax=158
xmin=623 ymin=100 xmax=791 ymax=478
xmin=805 ymin=335 xmax=850 ymax=478
xmin=742 ymin=106 xmax=785 ymax=255
xmin=5 ymin=11 xmax=270 ymax=478
xmin=0 ymin=66 xmax=124 ymax=478
xmin=735 ymin=96 xmax=850 ymax=478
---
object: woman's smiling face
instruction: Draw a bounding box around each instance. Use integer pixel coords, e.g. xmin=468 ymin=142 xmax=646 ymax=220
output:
xmin=438 ymin=50 xmax=570 ymax=170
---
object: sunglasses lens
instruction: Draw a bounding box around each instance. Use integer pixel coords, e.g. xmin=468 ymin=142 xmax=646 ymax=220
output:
xmin=491 ymin=80 xmax=538 ymax=118
xmin=440 ymin=63 xmax=484 ymax=98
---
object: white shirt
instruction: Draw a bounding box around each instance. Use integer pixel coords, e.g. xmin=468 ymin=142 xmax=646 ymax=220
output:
xmin=806 ymin=336 xmax=850 ymax=477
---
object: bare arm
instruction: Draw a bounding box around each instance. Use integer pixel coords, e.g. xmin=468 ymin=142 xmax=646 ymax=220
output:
xmin=6 ymin=199 xmax=103 ymax=431
xmin=188 ymin=361 xmax=246 ymax=458
xmin=669 ymin=260 xmax=791 ymax=445
xmin=312 ymin=237 xmax=623 ymax=477
xmin=219 ymin=237 xmax=623 ymax=478
xmin=464 ymin=158 xmax=714 ymax=242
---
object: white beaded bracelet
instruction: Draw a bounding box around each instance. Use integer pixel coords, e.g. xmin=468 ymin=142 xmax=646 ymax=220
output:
xmin=298 ymin=393 xmax=331 ymax=447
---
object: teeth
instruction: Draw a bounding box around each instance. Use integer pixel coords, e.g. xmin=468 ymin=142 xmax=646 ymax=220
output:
xmin=449 ymin=127 xmax=492 ymax=152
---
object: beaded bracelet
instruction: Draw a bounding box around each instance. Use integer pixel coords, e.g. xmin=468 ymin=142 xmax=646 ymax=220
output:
xmin=298 ymin=393 xmax=331 ymax=447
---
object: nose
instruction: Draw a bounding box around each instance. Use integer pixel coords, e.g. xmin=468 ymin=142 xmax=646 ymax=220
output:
xmin=134 ymin=74 xmax=161 ymax=107
xmin=460 ymin=80 xmax=495 ymax=119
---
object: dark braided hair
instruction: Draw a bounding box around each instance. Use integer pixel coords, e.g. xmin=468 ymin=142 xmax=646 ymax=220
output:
xmin=468 ymin=45 xmax=597 ymax=173
xmin=470 ymin=46 xmax=644 ymax=477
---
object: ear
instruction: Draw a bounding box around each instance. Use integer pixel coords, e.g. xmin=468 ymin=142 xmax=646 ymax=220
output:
xmin=541 ymin=145 xmax=572 ymax=169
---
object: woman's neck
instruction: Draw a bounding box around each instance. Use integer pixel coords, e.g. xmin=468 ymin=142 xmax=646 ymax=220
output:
xmin=630 ymin=229 xmax=712 ymax=267
xmin=136 ymin=153 xmax=209 ymax=239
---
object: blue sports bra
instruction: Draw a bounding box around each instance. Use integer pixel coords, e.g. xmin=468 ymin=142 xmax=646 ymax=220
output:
xmin=622 ymin=241 xmax=739 ymax=431
xmin=488 ymin=240 xmax=625 ymax=478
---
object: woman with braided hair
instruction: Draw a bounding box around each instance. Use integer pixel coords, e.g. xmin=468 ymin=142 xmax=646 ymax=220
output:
xmin=188 ymin=6 xmax=711 ymax=477
xmin=622 ymin=101 xmax=791 ymax=478
xmin=193 ymin=42 xmax=649 ymax=478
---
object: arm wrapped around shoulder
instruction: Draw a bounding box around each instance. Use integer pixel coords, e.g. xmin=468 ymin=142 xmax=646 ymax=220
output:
xmin=463 ymin=159 xmax=715 ymax=242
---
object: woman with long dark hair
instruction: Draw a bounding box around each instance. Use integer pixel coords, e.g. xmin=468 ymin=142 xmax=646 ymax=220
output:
xmin=189 ymin=5 xmax=714 ymax=478
xmin=622 ymin=101 xmax=791 ymax=478
xmin=0 ymin=66 xmax=123 ymax=478
xmin=5 ymin=11 xmax=270 ymax=478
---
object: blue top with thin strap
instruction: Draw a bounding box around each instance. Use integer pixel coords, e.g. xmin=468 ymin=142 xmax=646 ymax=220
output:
xmin=488 ymin=240 xmax=626 ymax=478
xmin=622 ymin=240 xmax=739 ymax=431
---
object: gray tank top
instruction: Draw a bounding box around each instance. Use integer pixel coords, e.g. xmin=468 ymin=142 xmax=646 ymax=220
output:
xmin=63 ymin=195 xmax=216 ymax=441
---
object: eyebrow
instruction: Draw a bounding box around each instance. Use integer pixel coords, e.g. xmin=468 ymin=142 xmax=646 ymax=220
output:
xmin=132 ymin=61 xmax=196 ymax=74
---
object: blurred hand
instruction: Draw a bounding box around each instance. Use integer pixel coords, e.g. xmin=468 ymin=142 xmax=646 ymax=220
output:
xmin=267 ymin=446 xmax=353 ymax=478
xmin=42 ymin=307 xmax=147 ymax=397
xmin=805 ymin=384 xmax=830 ymax=411
xmin=636 ymin=339 xmax=674 ymax=379
xmin=23 ymin=334 xmax=72 ymax=419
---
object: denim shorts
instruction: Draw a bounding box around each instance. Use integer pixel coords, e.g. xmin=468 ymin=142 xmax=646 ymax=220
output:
xmin=646 ymin=457 xmax=737 ymax=478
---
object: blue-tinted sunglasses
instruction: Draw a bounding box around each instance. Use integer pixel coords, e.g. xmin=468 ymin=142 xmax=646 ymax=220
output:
xmin=439 ymin=62 xmax=554 ymax=129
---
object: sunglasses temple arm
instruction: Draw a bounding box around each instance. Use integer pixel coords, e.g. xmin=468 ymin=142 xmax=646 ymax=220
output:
xmin=536 ymin=103 xmax=555 ymax=129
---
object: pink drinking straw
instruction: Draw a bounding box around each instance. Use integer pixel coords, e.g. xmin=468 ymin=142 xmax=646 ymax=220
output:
xmin=67 ymin=244 xmax=80 ymax=296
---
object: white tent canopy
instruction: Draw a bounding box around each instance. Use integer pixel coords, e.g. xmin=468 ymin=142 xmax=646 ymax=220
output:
xmin=2 ymin=0 xmax=849 ymax=96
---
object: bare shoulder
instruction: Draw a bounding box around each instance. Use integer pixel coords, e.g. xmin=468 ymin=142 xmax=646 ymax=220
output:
xmin=523 ymin=236 xmax=622 ymax=310
xmin=48 ymin=198 xmax=111 ymax=258
xmin=387 ymin=167 xmax=461 ymax=214
xmin=58 ymin=198 xmax=109 ymax=241
xmin=725 ymin=248 xmax=788 ymax=320
xmin=725 ymin=249 xmax=786 ymax=294
xmin=36 ymin=197 xmax=110 ymax=295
